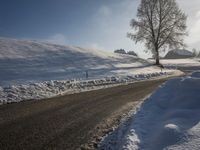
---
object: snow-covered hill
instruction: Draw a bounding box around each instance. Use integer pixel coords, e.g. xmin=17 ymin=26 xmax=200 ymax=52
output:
xmin=164 ymin=49 xmax=194 ymax=59
xmin=0 ymin=37 xmax=182 ymax=104
xmin=0 ymin=37 xmax=151 ymax=86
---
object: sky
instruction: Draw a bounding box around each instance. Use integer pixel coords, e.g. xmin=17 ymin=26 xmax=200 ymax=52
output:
xmin=0 ymin=0 xmax=200 ymax=58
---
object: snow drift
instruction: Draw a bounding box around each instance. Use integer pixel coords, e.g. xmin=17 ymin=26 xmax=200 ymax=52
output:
xmin=99 ymin=72 xmax=200 ymax=150
xmin=1 ymin=72 xmax=176 ymax=104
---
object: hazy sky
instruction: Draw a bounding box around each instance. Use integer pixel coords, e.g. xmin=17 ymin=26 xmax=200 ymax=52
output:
xmin=0 ymin=0 xmax=200 ymax=57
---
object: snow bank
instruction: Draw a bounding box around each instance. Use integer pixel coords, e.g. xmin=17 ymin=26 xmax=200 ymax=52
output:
xmin=0 ymin=71 xmax=177 ymax=104
xmin=99 ymin=72 xmax=200 ymax=150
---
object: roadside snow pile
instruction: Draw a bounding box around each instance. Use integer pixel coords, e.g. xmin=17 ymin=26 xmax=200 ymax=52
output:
xmin=99 ymin=72 xmax=200 ymax=150
xmin=0 ymin=71 xmax=174 ymax=104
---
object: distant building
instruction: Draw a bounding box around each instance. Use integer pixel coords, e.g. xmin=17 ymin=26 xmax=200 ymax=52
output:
xmin=164 ymin=49 xmax=195 ymax=59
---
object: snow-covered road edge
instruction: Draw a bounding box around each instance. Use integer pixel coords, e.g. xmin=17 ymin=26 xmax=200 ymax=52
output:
xmin=0 ymin=70 xmax=183 ymax=105
xmin=99 ymin=71 xmax=200 ymax=150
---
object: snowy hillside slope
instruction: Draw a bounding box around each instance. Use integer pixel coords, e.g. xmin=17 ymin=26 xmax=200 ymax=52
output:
xmin=0 ymin=37 xmax=183 ymax=104
xmin=0 ymin=37 xmax=151 ymax=86
xmin=99 ymin=72 xmax=200 ymax=150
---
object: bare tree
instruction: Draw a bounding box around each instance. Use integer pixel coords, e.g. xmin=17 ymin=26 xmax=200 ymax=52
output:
xmin=192 ymin=48 xmax=198 ymax=57
xmin=128 ymin=0 xmax=187 ymax=65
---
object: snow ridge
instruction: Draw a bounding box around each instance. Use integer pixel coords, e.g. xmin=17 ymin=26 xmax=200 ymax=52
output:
xmin=0 ymin=72 xmax=172 ymax=104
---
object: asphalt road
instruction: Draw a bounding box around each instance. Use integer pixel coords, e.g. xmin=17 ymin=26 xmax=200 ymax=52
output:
xmin=0 ymin=78 xmax=169 ymax=150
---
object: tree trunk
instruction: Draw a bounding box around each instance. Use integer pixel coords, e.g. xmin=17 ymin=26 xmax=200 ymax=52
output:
xmin=156 ymin=57 xmax=160 ymax=65
xmin=155 ymin=50 xmax=160 ymax=65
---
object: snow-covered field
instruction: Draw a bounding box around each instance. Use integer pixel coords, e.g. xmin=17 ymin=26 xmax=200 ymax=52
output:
xmin=0 ymin=37 xmax=184 ymax=104
xmin=99 ymin=72 xmax=200 ymax=150
xmin=161 ymin=58 xmax=200 ymax=73
xmin=0 ymin=37 xmax=151 ymax=87
xmin=161 ymin=58 xmax=200 ymax=67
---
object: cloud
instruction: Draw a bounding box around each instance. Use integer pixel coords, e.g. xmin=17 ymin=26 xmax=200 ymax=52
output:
xmin=195 ymin=11 xmax=200 ymax=18
xmin=87 ymin=0 xmax=150 ymax=57
xmin=90 ymin=5 xmax=113 ymax=28
xmin=45 ymin=33 xmax=68 ymax=45
xmin=177 ymin=0 xmax=200 ymax=50
xmin=186 ymin=11 xmax=200 ymax=45
xmin=98 ymin=5 xmax=112 ymax=17
xmin=183 ymin=9 xmax=200 ymax=51
xmin=86 ymin=43 xmax=107 ymax=50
